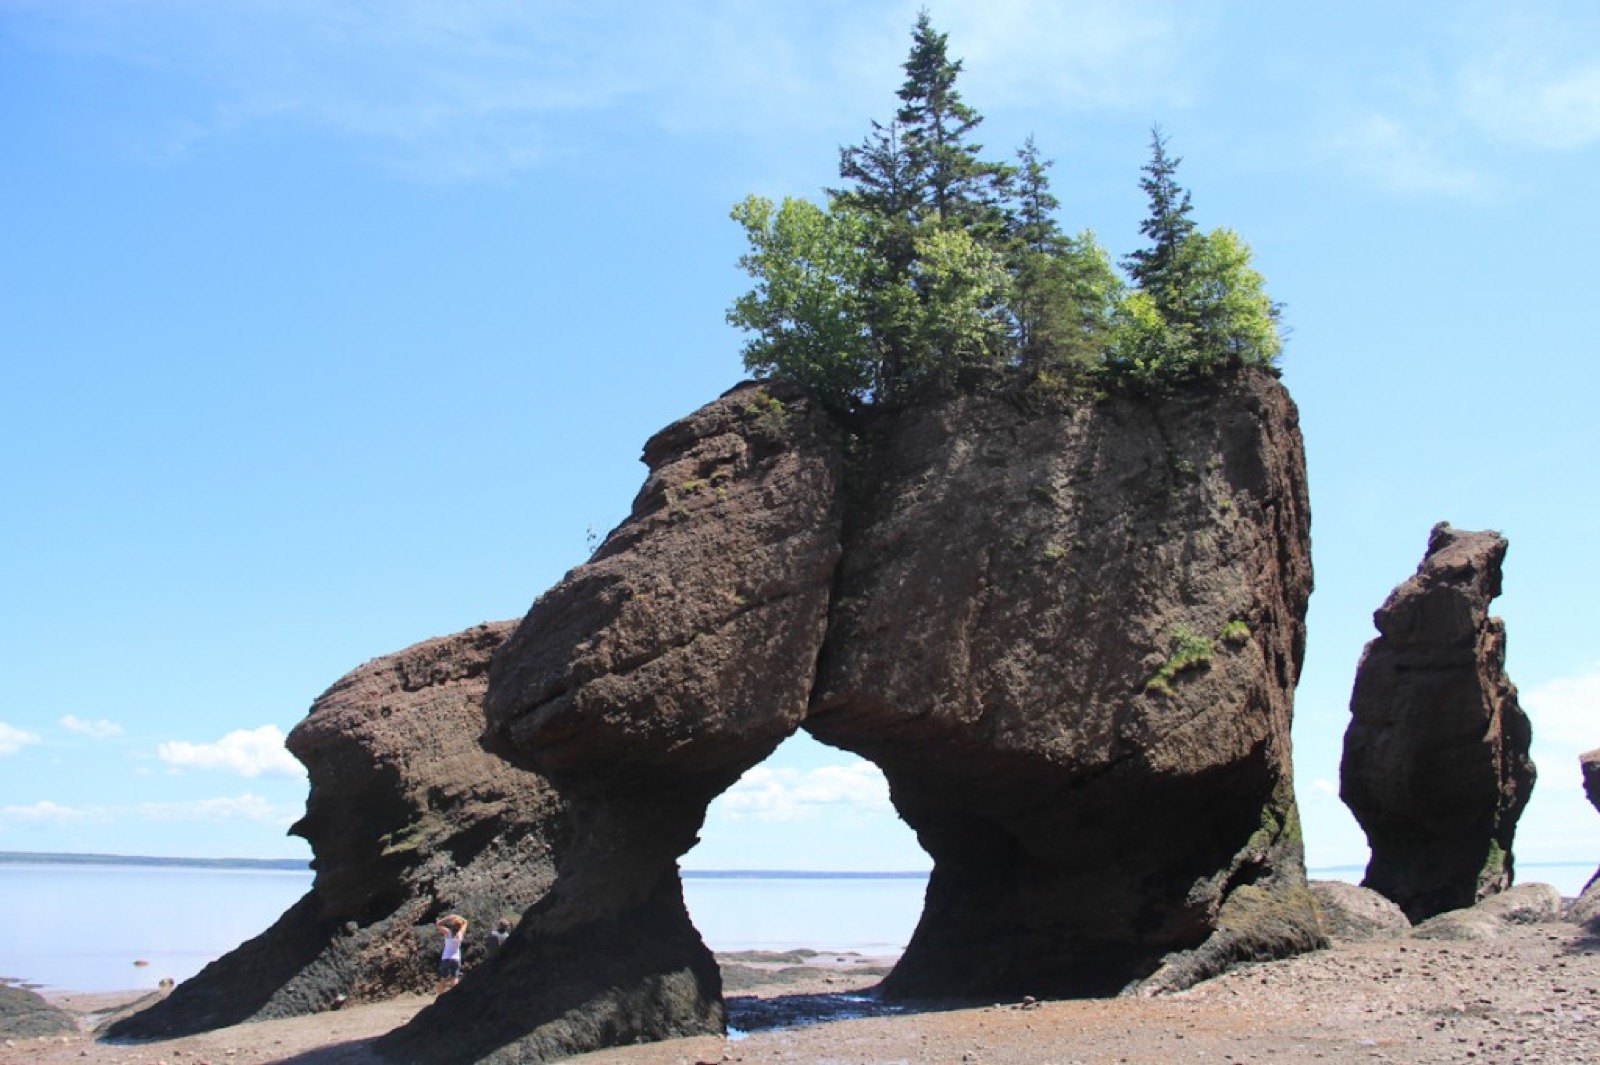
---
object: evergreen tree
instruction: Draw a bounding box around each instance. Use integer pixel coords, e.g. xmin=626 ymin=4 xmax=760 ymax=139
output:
xmin=1123 ymin=125 xmax=1196 ymax=302
xmin=835 ymin=119 xmax=919 ymax=225
xmin=893 ymin=9 xmax=1012 ymax=230
xmin=1011 ymin=136 xmax=1065 ymax=256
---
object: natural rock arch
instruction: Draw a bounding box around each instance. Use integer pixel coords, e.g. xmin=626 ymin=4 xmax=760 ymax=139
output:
xmin=111 ymin=372 xmax=1322 ymax=1065
xmin=382 ymin=372 xmax=1320 ymax=1063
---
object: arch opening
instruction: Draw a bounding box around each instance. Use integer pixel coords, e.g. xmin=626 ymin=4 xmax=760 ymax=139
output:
xmin=680 ymin=731 xmax=930 ymax=958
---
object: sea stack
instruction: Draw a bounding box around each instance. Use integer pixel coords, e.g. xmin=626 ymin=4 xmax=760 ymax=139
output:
xmin=1573 ymin=749 xmax=1600 ymax=922
xmin=1341 ymin=522 xmax=1535 ymax=923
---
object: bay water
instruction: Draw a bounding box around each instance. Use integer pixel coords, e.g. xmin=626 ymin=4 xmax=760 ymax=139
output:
xmin=0 ymin=863 xmax=927 ymax=994
xmin=3 ymin=860 xmax=1590 ymax=995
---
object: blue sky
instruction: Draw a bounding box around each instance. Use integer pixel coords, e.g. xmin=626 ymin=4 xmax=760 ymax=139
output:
xmin=2 ymin=1 xmax=1597 ymax=887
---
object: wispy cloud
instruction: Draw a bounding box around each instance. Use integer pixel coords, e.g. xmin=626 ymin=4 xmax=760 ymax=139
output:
xmin=157 ymin=725 xmax=304 ymax=779
xmin=941 ymin=0 xmax=1197 ymax=114
xmin=0 ymin=722 xmax=42 ymax=756
xmin=0 ymin=800 xmax=85 ymax=825
xmin=1326 ymin=113 xmax=1494 ymax=202
xmin=1458 ymin=3 xmax=1600 ymax=151
xmin=0 ymin=793 xmax=299 ymax=827
xmin=1514 ymin=665 xmax=1600 ymax=861
xmin=1523 ymin=666 xmax=1600 ymax=760
xmin=716 ymin=760 xmax=892 ymax=822
xmin=59 ymin=714 xmax=123 ymax=740
xmin=9 ymin=0 xmax=1195 ymax=181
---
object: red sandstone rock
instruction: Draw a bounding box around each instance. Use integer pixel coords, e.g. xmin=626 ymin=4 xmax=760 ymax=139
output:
xmin=1341 ymin=523 xmax=1535 ymax=923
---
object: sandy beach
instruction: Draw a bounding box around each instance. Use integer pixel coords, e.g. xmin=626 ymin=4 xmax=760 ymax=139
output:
xmin=6 ymin=908 xmax=1599 ymax=1065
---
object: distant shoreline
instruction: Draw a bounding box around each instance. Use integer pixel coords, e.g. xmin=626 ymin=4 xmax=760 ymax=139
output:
xmin=0 ymin=851 xmax=311 ymax=872
xmin=2 ymin=852 xmax=1587 ymax=882
xmin=0 ymin=852 xmax=931 ymax=878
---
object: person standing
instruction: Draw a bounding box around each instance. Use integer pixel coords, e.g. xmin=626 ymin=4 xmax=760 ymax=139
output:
xmin=435 ymin=914 xmax=468 ymax=994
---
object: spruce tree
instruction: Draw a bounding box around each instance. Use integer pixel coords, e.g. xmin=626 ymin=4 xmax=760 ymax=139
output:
xmin=894 ymin=10 xmax=1013 ymax=231
xmin=1123 ymin=125 xmax=1196 ymax=301
xmin=1012 ymin=136 xmax=1065 ymax=256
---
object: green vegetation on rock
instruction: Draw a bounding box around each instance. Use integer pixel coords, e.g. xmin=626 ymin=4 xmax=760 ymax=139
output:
xmin=728 ymin=13 xmax=1284 ymax=413
xmin=1144 ymin=625 xmax=1216 ymax=697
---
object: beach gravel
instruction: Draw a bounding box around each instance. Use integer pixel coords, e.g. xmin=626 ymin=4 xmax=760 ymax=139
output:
xmin=3 ymin=915 xmax=1597 ymax=1064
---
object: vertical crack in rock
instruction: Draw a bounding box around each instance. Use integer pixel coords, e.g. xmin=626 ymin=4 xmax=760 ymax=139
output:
xmin=1341 ymin=522 xmax=1536 ymax=923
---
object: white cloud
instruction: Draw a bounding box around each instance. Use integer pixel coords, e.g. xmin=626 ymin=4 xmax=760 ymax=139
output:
xmin=59 ymin=714 xmax=123 ymax=740
xmin=1327 ymin=113 xmax=1494 ymax=202
xmin=1459 ymin=5 xmax=1600 ymax=151
xmin=8 ymin=0 xmax=1196 ymax=181
xmin=1306 ymin=777 xmax=1337 ymax=798
xmin=134 ymin=793 xmax=297 ymax=825
xmin=716 ymin=761 xmax=892 ymax=822
xmin=0 ymin=800 xmax=90 ymax=825
xmin=0 ymin=793 xmax=299 ymax=829
xmin=1523 ymin=666 xmax=1600 ymax=758
xmin=157 ymin=725 xmax=304 ymax=779
xmin=0 ymin=722 xmax=42 ymax=756
xmin=940 ymin=0 xmax=1196 ymax=114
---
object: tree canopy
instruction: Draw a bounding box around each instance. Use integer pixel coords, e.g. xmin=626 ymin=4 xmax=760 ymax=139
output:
xmin=728 ymin=14 xmax=1284 ymax=412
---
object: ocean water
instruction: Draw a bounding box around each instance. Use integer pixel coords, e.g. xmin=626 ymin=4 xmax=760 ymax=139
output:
xmin=0 ymin=862 xmax=315 ymax=993
xmin=0 ymin=863 xmax=927 ymax=993
xmin=3 ymin=860 xmax=1591 ymax=994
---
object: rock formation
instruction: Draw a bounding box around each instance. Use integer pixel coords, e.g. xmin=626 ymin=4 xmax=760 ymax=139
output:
xmin=107 ymin=622 xmax=561 ymax=1040
xmin=1309 ymin=880 xmax=1410 ymax=943
xmin=1341 ymin=523 xmax=1535 ymax=923
xmin=378 ymin=380 xmax=848 ymax=1064
xmin=1411 ymin=882 xmax=1564 ymax=941
xmin=115 ymin=369 xmax=1320 ymax=1064
xmin=807 ymin=377 xmax=1318 ymax=1000
xmin=1572 ymin=749 xmax=1600 ymax=923
xmin=0 ymin=984 xmax=77 ymax=1039
xmin=382 ymin=368 xmax=1319 ymax=1063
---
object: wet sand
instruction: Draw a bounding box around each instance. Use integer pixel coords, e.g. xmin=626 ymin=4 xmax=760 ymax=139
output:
xmin=5 ymin=921 xmax=1598 ymax=1065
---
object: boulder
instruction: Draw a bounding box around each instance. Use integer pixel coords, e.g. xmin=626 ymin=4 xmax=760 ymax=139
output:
xmin=0 ymin=984 xmax=76 ymax=1039
xmin=1341 ymin=523 xmax=1536 ymax=923
xmin=1309 ymin=880 xmax=1411 ymax=942
xmin=107 ymin=621 xmax=560 ymax=1039
xmin=1411 ymin=882 xmax=1564 ymax=941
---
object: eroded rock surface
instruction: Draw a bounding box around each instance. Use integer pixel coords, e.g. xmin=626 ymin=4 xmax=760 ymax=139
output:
xmin=378 ymin=381 xmax=847 ymax=1065
xmin=107 ymin=622 xmax=559 ymax=1040
xmin=0 ymin=985 xmax=76 ymax=1039
xmin=376 ymin=370 xmax=1317 ymax=1064
xmin=1573 ymin=749 xmax=1600 ymax=921
xmin=1411 ymin=882 xmax=1564 ymax=941
xmin=1341 ymin=523 xmax=1536 ymax=923
xmin=808 ymin=371 xmax=1318 ymax=999
xmin=1309 ymin=880 xmax=1411 ymax=943
xmin=119 ymin=370 xmax=1321 ymax=1063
